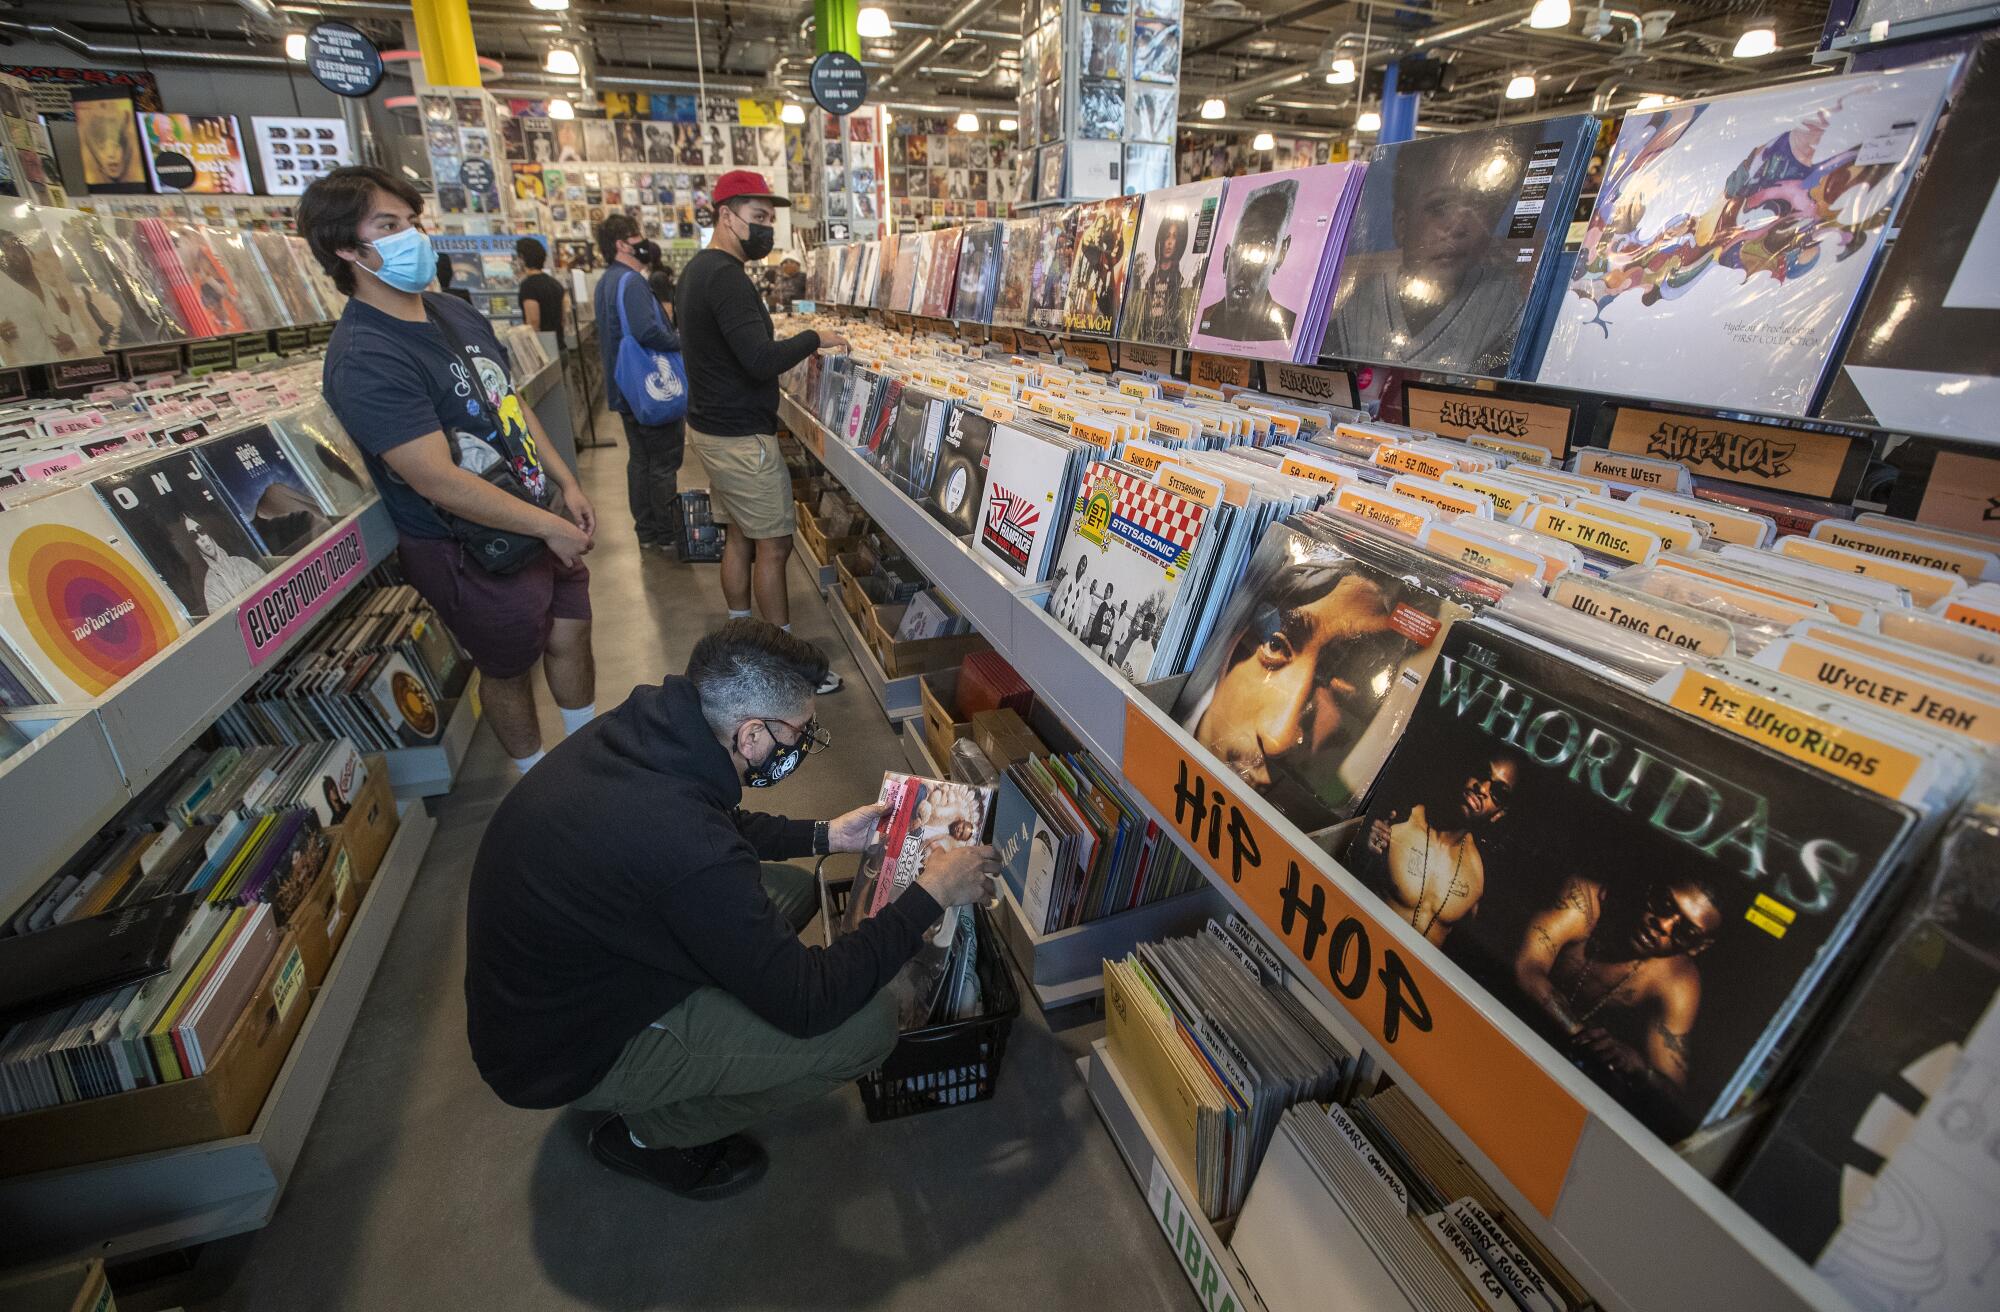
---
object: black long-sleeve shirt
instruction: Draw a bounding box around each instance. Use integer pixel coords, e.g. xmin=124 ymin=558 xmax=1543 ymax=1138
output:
xmin=593 ymin=262 xmax=683 ymax=417
xmin=676 ymin=247 xmax=821 ymax=436
xmin=464 ymin=677 xmax=941 ymax=1108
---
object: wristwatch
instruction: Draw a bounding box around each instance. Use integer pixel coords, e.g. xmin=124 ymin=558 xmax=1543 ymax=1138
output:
xmin=813 ymin=820 xmax=831 ymax=856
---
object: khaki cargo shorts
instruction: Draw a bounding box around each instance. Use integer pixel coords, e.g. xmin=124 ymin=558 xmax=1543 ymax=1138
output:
xmin=687 ymin=427 xmax=796 ymax=541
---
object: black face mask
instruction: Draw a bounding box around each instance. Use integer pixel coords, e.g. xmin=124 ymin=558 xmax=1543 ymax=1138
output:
xmin=741 ymin=718 xmax=824 ymax=788
xmin=737 ymin=217 xmax=776 ymax=262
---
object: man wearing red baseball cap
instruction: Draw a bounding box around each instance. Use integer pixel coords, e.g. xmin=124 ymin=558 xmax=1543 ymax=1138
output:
xmin=676 ymin=170 xmax=848 ymax=691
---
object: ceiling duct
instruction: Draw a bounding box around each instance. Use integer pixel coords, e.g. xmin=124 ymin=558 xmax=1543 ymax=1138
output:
xmin=0 ymin=17 xmax=290 ymax=65
xmin=885 ymin=0 xmax=1005 ymax=88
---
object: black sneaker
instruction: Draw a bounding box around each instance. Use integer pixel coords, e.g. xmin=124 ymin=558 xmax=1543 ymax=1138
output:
xmin=588 ymin=1115 xmax=768 ymax=1200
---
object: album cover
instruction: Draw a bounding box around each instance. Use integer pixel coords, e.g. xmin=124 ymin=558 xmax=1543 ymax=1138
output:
xmin=976 ymin=420 xmax=1075 ymax=581
xmin=1078 ymin=79 xmax=1125 ymax=140
xmin=1345 ymin=619 xmax=1916 ymax=1141
xmin=992 ymin=217 xmax=1039 ymax=327
xmin=1124 ymin=143 xmax=1173 ymax=196
xmin=1128 ymin=85 xmax=1178 ymax=145
xmin=1173 ymin=517 xmax=1494 ymax=831
xmin=1323 ymin=116 xmax=1599 ymax=377
xmin=883 ymin=387 xmax=950 ymax=497
xmin=1117 ymin=177 xmax=1226 ymax=348
xmin=0 ymin=209 xmax=112 ymax=363
xmin=1821 ymin=43 xmax=2000 ymax=441
xmin=582 ymin=119 xmax=616 ymax=162
xmin=36 ymin=210 xmax=167 ymax=351
xmin=1028 ymin=206 xmax=1080 ymax=332
xmin=1048 ymin=461 xmax=1213 ymax=681
xmin=93 ymin=451 xmax=271 ymax=620
xmin=952 ymin=221 xmax=1002 ymax=322
xmin=1062 ymin=195 xmax=1141 ymax=337
xmin=925 ymin=407 xmax=996 ymax=537
xmin=368 ymin=651 xmax=444 ymax=747
xmin=0 ymin=486 xmax=188 ymax=701
xmin=195 ymin=426 xmax=335 ymax=557
xmin=1132 ymin=19 xmax=1181 ymax=83
xmin=1081 ymin=13 xmax=1129 ymax=79
xmin=1038 ymin=81 xmax=1062 ymax=146
xmin=1190 ymin=162 xmax=1363 ymax=362
xmin=1536 ymin=64 xmax=1957 ymax=417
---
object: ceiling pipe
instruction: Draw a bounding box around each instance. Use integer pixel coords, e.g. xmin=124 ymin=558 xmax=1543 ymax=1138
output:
xmin=885 ymin=0 xmax=1003 ymax=87
xmin=233 ymin=0 xmax=289 ymax=37
xmin=0 ymin=17 xmax=291 ymax=65
xmin=1588 ymin=73 xmax=1680 ymax=111
xmin=1188 ymin=5 xmax=1541 ymax=105
xmin=1183 ymin=0 xmax=1349 ymax=60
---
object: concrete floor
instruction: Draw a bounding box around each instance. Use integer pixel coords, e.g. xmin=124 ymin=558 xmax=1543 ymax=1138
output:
xmin=121 ymin=428 xmax=1195 ymax=1312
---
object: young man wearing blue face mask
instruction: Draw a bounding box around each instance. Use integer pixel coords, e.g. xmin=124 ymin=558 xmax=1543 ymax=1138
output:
xmin=464 ymin=619 xmax=1000 ymax=1198
xmin=301 ymin=166 xmax=599 ymax=776
xmin=676 ymin=171 xmax=846 ymax=690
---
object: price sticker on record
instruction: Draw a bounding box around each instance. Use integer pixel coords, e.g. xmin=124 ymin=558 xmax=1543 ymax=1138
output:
xmin=1120 ymin=703 xmax=1588 ymax=1216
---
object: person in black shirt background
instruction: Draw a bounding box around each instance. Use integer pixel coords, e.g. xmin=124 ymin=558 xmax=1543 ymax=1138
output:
xmin=465 ymin=620 xmax=999 ymax=1199
xmin=594 ymin=214 xmax=686 ymax=554
xmin=676 ymin=171 xmax=847 ymax=689
xmin=515 ymin=236 xmax=567 ymax=349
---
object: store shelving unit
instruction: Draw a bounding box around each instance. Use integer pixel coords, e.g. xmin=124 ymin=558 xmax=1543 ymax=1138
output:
xmin=0 ymin=803 xmax=439 ymax=1267
xmin=779 ymin=394 xmax=1858 ymax=1312
xmin=0 ymin=500 xmax=397 ymax=927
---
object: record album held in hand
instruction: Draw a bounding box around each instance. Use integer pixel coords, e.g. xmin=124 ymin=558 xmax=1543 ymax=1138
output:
xmin=1343 ymin=619 xmax=1917 ymax=1142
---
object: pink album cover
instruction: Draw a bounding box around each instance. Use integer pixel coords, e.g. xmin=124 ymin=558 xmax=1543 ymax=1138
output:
xmin=1188 ymin=162 xmax=1364 ymax=362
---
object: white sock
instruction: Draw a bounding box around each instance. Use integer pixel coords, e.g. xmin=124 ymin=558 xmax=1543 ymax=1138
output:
xmin=512 ymin=750 xmax=545 ymax=773
xmin=781 ymin=623 xmax=793 ymax=632
xmin=628 ymin=1128 xmax=649 ymax=1149
xmin=728 ymin=608 xmax=752 ymax=620
xmin=559 ymin=703 xmax=596 ymax=735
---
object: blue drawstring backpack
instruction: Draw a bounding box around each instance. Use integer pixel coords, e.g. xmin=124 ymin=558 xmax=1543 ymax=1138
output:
xmin=614 ymin=270 xmax=688 ymax=426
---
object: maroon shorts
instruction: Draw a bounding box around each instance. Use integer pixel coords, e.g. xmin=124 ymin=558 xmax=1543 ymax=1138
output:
xmin=397 ymin=536 xmax=591 ymax=680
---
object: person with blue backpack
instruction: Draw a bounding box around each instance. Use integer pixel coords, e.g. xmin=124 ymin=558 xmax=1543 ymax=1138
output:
xmin=594 ymin=214 xmax=688 ymax=554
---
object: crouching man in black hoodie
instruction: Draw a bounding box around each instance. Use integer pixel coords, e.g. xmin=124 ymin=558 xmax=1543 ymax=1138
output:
xmin=464 ymin=619 xmax=999 ymax=1199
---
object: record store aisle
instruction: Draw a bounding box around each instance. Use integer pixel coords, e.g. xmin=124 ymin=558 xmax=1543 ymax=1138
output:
xmin=123 ymin=435 xmax=1194 ymax=1312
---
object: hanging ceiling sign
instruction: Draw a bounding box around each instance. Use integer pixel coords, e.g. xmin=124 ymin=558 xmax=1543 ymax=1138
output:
xmin=809 ymin=51 xmax=868 ymax=117
xmin=307 ymin=22 xmax=385 ymax=98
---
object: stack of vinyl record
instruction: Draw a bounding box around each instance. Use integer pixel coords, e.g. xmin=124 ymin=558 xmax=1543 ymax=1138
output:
xmin=991 ymin=747 xmax=1201 ymax=933
xmin=1104 ymin=921 xmax=1356 ymax=1219
xmin=214 ymin=577 xmax=468 ymax=754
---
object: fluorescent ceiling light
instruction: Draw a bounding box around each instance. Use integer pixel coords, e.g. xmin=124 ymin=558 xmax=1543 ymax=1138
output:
xmin=779 ymin=102 xmax=806 ymax=125
xmin=1528 ymin=0 xmax=1571 ymax=28
xmin=1199 ymin=97 xmax=1226 ymax=120
xmin=1252 ymin=131 xmax=1275 ymax=150
xmin=955 ymin=110 xmax=980 ymax=131
xmin=1356 ymin=109 xmax=1381 ymax=132
xmin=1733 ymin=25 xmax=1778 ymax=57
xmin=548 ymin=97 xmax=574 ymax=119
xmin=1634 ymin=93 xmax=1674 ymax=109
xmin=284 ymin=31 xmax=307 ymax=60
xmin=856 ymin=6 xmax=894 ymax=38
xmin=544 ymin=46 xmax=581 ymax=76
xmin=1325 ymin=58 xmax=1356 ymax=84
xmin=529 ymin=0 xmax=569 ymax=10
xmin=1505 ymin=73 xmax=1536 ymax=99
xmin=999 ymin=117 xmax=1018 ymax=131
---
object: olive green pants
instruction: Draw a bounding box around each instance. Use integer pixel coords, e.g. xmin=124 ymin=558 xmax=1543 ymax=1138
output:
xmin=572 ymin=863 xmax=898 ymax=1148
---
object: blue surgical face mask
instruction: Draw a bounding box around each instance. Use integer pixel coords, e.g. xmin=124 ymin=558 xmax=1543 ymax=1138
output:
xmin=358 ymin=226 xmax=436 ymax=295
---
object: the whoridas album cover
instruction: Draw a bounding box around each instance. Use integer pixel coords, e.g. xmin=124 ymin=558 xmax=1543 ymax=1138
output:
xmin=1047 ymin=461 xmax=1212 ymax=681
xmin=925 ymin=406 xmax=996 ymax=539
xmin=840 ymin=772 xmax=997 ymax=1028
xmin=1173 ymin=517 xmax=1497 ymax=832
xmin=1345 ymin=620 xmax=1916 ymax=1142
xmin=1536 ymin=63 xmax=1956 ymax=418
xmin=94 ymin=451 xmax=272 ymax=620
xmin=1322 ymin=117 xmax=1598 ymax=378
xmin=1061 ymin=196 xmax=1141 ymax=337
xmin=196 ymin=426 xmax=334 ymax=556
xmin=1118 ymin=177 xmax=1228 ymax=349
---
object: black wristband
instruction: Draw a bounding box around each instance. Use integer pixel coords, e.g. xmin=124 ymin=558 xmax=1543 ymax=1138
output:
xmin=813 ymin=820 xmax=831 ymax=856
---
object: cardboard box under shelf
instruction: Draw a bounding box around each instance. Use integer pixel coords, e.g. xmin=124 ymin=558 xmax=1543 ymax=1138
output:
xmin=919 ymin=669 xmax=972 ymax=771
xmin=797 ymin=505 xmax=860 ymax=568
xmin=328 ymin=754 xmax=397 ymax=886
xmin=836 ymin=552 xmax=873 ymax=626
xmin=972 ymin=708 xmax=1044 ymax=771
xmin=864 ymin=604 xmax=989 ymax=679
xmin=0 ymin=934 xmax=311 ymax=1177
xmin=0 ymin=1258 xmax=114 ymax=1312
xmin=292 ymin=838 xmax=364 ymax=989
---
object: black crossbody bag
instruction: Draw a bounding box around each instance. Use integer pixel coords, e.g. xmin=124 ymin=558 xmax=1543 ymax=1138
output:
xmin=424 ymin=303 xmax=566 ymax=574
